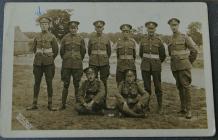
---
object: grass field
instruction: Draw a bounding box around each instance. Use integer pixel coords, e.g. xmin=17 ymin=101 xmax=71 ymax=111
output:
xmin=12 ymin=65 xmax=207 ymax=130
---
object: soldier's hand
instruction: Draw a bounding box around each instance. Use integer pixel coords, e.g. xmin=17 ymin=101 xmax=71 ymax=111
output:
xmin=83 ymin=103 xmax=88 ymax=108
xmin=136 ymin=102 xmax=142 ymax=109
xmin=122 ymin=102 xmax=129 ymax=111
xmin=86 ymin=100 xmax=94 ymax=110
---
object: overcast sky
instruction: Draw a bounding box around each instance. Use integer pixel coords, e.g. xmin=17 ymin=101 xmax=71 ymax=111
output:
xmin=5 ymin=2 xmax=207 ymax=35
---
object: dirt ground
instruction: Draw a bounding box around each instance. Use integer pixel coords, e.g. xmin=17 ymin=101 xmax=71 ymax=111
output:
xmin=12 ymin=65 xmax=208 ymax=130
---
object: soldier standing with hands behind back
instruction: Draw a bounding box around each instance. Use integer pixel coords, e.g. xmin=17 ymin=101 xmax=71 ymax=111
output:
xmin=167 ymin=18 xmax=198 ymax=119
xmin=27 ymin=16 xmax=59 ymax=111
xmin=60 ymin=21 xmax=86 ymax=110
xmin=88 ymin=20 xmax=111 ymax=108
xmin=139 ymin=21 xmax=166 ymax=113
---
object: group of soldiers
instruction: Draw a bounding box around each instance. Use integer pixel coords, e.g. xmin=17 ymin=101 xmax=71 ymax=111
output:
xmin=27 ymin=16 xmax=198 ymax=119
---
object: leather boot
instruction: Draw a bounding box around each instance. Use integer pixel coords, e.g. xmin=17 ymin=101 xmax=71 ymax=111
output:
xmin=103 ymin=80 xmax=108 ymax=109
xmin=178 ymin=88 xmax=187 ymax=114
xmin=157 ymin=94 xmax=163 ymax=114
xmin=74 ymin=86 xmax=79 ymax=103
xmin=185 ymin=87 xmax=192 ymax=119
xmin=146 ymin=93 xmax=151 ymax=112
xmin=48 ymin=97 xmax=56 ymax=111
xmin=60 ymin=87 xmax=68 ymax=110
xmin=26 ymin=98 xmax=38 ymax=110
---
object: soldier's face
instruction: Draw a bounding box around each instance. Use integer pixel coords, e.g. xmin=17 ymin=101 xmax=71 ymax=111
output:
xmin=86 ymin=72 xmax=96 ymax=82
xmin=126 ymin=73 xmax=135 ymax=83
xmin=95 ymin=27 xmax=104 ymax=34
xmin=40 ymin=22 xmax=50 ymax=31
xmin=69 ymin=26 xmax=78 ymax=35
xmin=147 ymin=28 xmax=156 ymax=36
xmin=170 ymin=24 xmax=179 ymax=33
xmin=122 ymin=30 xmax=130 ymax=38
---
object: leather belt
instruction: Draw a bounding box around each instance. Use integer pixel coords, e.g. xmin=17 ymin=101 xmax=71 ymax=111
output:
xmin=171 ymin=50 xmax=189 ymax=56
xmin=119 ymin=55 xmax=134 ymax=59
xmin=91 ymin=50 xmax=107 ymax=55
xmin=36 ymin=48 xmax=53 ymax=53
xmin=143 ymin=53 xmax=159 ymax=59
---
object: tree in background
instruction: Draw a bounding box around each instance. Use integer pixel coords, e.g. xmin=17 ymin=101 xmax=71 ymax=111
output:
xmin=187 ymin=22 xmax=203 ymax=46
xmin=37 ymin=9 xmax=73 ymax=41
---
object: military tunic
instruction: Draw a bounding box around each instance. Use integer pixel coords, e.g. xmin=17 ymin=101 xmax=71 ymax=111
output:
xmin=115 ymin=81 xmax=149 ymax=117
xmin=75 ymin=79 xmax=106 ymax=114
xmin=139 ymin=34 xmax=166 ymax=110
xmin=88 ymin=33 xmax=111 ymax=81
xmin=168 ymin=32 xmax=198 ymax=112
xmin=116 ymin=37 xmax=136 ymax=84
xmin=32 ymin=31 xmax=59 ymax=105
xmin=60 ymin=33 xmax=86 ymax=104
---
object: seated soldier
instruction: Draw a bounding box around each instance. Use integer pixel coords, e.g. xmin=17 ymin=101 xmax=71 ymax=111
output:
xmin=75 ymin=67 xmax=106 ymax=115
xmin=115 ymin=69 xmax=149 ymax=118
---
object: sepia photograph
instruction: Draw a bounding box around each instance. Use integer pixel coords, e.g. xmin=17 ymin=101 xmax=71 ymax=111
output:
xmin=0 ymin=2 xmax=215 ymax=137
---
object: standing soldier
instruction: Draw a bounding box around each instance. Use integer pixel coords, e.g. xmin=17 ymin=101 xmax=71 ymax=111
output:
xmin=116 ymin=24 xmax=137 ymax=86
xmin=139 ymin=21 xmax=166 ymax=113
xmin=27 ymin=16 xmax=59 ymax=111
xmin=88 ymin=20 xmax=111 ymax=107
xmin=167 ymin=18 xmax=198 ymax=119
xmin=75 ymin=67 xmax=106 ymax=115
xmin=60 ymin=21 xmax=86 ymax=110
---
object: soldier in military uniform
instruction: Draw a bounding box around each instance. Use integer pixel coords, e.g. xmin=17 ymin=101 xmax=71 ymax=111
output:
xmin=27 ymin=17 xmax=59 ymax=111
xmin=115 ymin=69 xmax=149 ymax=118
xmin=59 ymin=21 xmax=86 ymax=110
xmin=116 ymin=24 xmax=136 ymax=86
xmin=75 ymin=67 xmax=106 ymax=115
xmin=139 ymin=21 xmax=166 ymax=113
xmin=167 ymin=18 xmax=198 ymax=119
xmin=88 ymin=20 xmax=111 ymax=107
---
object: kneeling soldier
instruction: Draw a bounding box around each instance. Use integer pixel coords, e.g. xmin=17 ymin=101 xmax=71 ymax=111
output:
xmin=27 ymin=16 xmax=59 ymax=111
xmin=75 ymin=67 xmax=106 ymax=115
xmin=115 ymin=69 xmax=149 ymax=118
xmin=60 ymin=21 xmax=86 ymax=110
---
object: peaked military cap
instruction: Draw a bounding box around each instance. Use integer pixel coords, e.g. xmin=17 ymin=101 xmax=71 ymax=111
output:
xmin=120 ymin=24 xmax=132 ymax=31
xmin=145 ymin=21 xmax=158 ymax=29
xmin=83 ymin=67 xmax=96 ymax=74
xmin=68 ymin=21 xmax=80 ymax=27
xmin=93 ymin=20 xmax=105 ymax=27
xmin=38 ymin=16 xmax=51 ymax=23
xmin=168 ymin=18 xmax=180 ymax=25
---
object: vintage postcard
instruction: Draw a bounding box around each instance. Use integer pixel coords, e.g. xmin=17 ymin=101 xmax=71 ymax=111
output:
xmin=0 ymin=2 xmax=215 ymax=137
